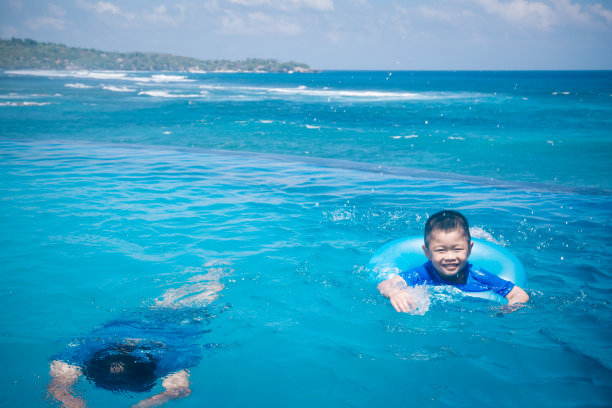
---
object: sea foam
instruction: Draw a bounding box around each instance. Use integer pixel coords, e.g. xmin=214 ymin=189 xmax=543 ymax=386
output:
xmin=0 ymin=101 xmax=52 ymax=106
xmin=65 ymin=83 xmax=95 ymax=89
xmin=138 ymin=90 xmax=206 ymax=98
xmin=5 ymin=70 xmax=193 ymax=83
xmin=199 ymin=83 xmax=486 ymax=102
xmin=133 ymin=74 xmax=195 ymax=83
xmin=102 ymin=85 xmax=135 ymax=92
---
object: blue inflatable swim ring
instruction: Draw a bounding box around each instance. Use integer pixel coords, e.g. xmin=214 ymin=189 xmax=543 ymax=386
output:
xmin=367 ymin=236 xmax=527 ymax=304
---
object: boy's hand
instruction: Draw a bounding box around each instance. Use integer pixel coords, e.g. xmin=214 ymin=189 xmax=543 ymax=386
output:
xmin=377 ymin=276 xmax=417 ymax=313
xmin=505 ymin=286 xmax=530 ymax=305
xmin=389 ymin=291 xmax=417 ymax=313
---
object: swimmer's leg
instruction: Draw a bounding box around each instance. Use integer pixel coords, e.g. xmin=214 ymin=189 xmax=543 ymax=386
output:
xmin=47 ymin=360 xmax=86 ymax=408
xmin=131 ymin=369 xmax=191 ymax=408
xmin=154 ymin=260 xmax=231 ymax=308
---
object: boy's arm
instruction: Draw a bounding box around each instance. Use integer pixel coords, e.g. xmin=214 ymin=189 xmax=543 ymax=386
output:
xmin=377 ymin=275 xmax=417 ymax=313
xmin=505 ymin=285 xmax=529 ymax=305
xmin=131 ymin=370 xmax=191 ymax=408
xmin=47 ymin=360 xmax=86 ymax=408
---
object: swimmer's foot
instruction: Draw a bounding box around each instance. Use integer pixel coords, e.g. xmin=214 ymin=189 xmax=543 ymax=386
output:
xmin=131 ymin=370 xmax=191 ymax=408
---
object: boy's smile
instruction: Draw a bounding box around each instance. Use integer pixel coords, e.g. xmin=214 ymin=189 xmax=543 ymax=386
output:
xmin=423 ymin=229 xmax=473 ymax=281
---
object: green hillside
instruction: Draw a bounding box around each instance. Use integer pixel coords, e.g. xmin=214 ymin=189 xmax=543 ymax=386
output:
xmin=0 ymin=38 xmax=315 ymax=73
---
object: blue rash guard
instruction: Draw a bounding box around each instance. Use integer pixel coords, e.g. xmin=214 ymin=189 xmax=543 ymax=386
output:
xmin=54 ymin=307 xmax=211 ymax=379
xmin=399 ymin=261 xmax=515 ymax=297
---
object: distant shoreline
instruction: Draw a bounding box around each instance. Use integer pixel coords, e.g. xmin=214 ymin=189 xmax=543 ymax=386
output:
xmin=0 ymin=67 xmax=612 ymax=75
xmin=0 ymin=38 xmax=318 ymax=73
xmin=3 ymin=68 xmax=317 ymax=75
xmin=4 ymin=67 xmax=610 ymax=75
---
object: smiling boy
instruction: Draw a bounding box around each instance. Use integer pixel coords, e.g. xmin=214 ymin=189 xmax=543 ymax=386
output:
xmin=377 ymin=210 xmax=529 ymax=313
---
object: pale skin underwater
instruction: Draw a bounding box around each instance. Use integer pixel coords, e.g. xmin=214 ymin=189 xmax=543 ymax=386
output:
xmin=47 ymin=265 xmax=228 ymax=408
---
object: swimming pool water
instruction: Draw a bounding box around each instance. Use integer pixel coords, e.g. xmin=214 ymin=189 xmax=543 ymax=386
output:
xmin=1 ymin=139 xmax=610 ymax=407
xmin=0 ymin=70 xmax=611 ymax=407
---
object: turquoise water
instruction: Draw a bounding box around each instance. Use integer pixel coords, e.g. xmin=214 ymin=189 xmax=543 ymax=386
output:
xmin=1 ymin=71 xmax=611 ymax=407
xmin=2 ymin=70 xmax=611 ymax=190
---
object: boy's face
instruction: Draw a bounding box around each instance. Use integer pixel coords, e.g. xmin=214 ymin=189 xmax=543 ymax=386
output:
xmin=422 ymin=229 xmax=473 ymax=279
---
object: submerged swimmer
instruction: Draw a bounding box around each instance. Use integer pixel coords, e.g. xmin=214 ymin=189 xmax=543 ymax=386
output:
xmin=48 ymin=267 xmax=227 ymax=408
xmin=377 ymin=210 xmax=529 ymax=312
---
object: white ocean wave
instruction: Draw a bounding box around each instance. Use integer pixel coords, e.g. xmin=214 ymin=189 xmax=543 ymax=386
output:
xmin=200 ymin=84 xmax=423 ymax=99
xmin=102 ymin=85 xmax=135 ymax=92
xmin=0 ymin=101 xmax=52 ymax=106
xmin=83 ymin=72 xmax=128 ymax=80
xmin=65 ymin=83 xmax=95 ymax=89
xmin=268 ymin=86 xmax=421 ymax=99
xmin=138 ymin=90 xmax=206 ymax=98
xmin=200 ymin=83 xmax=486 ymax=101
xmin=0 ymin=93 xmax=24 ymax=99
xmin=5 ymin=70 xmax=128 ymax=80
xmin=199 ymin=85 xmax=228 ymax=90
xmin=5 ymin=70 xmax=193 ymax=83
xmin=5 ymin=70 xmax=83 ymax=78
xmin=5 ymin=71 xmax=485 ymax=101
xmin=391 ymin=134 xmax=419 ymax=139
xmin=143 ymin=74 xmax=194 ymax=83
xmin=0 ymin=93 xmax=55 ymax=99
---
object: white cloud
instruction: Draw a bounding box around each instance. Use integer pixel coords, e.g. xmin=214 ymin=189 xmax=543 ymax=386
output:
xmin=77 ymin=1 xmax=191 ymax=25
xmin=388 ymin=4 xmax=410 ymax=37
xmin=551 ymin=0 xmax=590 ymax=24
xmin=589 ymin=3 xmax=612 ymax=24
xmin=301 ymin=0 xmax=334 ymax=11
xmin=24 ymin=16 xmax=67 ymax=30
xmin=22 ymin=4 xmax=69 ymax=31
xmin=76 ymin=0 xmax=135 ymax=19
xmin=477 ymin=0 xmax=612 ymax=30
xmin=220 ymin=10 xmax=303 ymax=35
xmin=48 ymin=4 xmax=67 ymax=17
xmin=416 ymin=6 xmax=475 ymax=24
xmin=96 ymin=2 xmax=121 ymax=14
xmin=142 ymin=5 xmax=183 ymax=26
xmin=9 ymin=0 xmax=23 ymax=10
xmin=229 ymin=0 xmax=266 ymax=5
xmin=477 ymin=0 xmax=556 ymax=30
xmin=416 ymin=7 xmax=453 ymax=23
xmin=1 ymin=25 xmax=19 ymax=37
xmin=203 ymin=0 xmax=221 ymax=12
xmin=227 ymin=0 xmax=334 ymax=12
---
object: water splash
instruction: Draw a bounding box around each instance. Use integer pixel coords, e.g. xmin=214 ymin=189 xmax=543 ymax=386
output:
xmin=469 ymin=226 xmax=503 ymax=245
xmin=403 ymin=285 xmax=431 ymax=315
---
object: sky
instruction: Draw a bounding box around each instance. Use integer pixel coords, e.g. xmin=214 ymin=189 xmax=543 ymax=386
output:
xmin=1 ymin=0 xmax=612 ymax=70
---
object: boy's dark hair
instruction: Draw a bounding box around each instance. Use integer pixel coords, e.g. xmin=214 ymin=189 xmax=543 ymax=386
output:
xmin=83 ymin=344 xmax=158 ymax=393
xmin=424 ymin=210 xmax=471 ymax=247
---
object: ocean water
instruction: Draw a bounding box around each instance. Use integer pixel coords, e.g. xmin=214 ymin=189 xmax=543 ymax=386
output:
xmin=0 ymin=70 xmax=611 ymax=407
